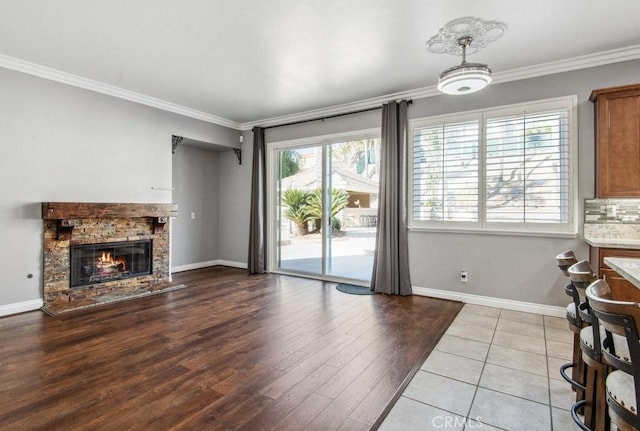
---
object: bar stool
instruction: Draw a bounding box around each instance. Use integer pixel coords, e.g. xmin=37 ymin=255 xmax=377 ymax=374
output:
xmin=568 ymin=260 xmax=608 ymax=431
xmin=555 ymin=250 xmax=585 ymax=400
xmin=586 ymin=279 xmax=640 ymax=431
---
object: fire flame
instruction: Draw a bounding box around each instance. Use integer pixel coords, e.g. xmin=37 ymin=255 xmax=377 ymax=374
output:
xmin=98 ymin=251 xmax=127 ymax=270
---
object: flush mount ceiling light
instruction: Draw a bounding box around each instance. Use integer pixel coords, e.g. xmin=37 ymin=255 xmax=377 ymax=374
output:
xmin=427 ymin=17 xmax=507 ymax=95
xmin=437 ymin=36 xmax=492 ymax=95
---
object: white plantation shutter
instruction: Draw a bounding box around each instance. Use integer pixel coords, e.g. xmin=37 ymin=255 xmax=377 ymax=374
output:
xmin=412 ymin=120 xmax=479 ymax=222
xmin=410 ymin=97 xmax=576 ymax=234
xmin=485 ymin=110 xmax=570 ymax=224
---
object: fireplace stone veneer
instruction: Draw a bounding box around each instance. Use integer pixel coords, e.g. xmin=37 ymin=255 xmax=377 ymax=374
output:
xmin=42 ymin=202 xmax=177 ymax=313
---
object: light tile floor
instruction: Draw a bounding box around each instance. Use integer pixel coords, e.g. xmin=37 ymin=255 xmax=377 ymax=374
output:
xmin=380 ymin=303 xmax=582 ymax=431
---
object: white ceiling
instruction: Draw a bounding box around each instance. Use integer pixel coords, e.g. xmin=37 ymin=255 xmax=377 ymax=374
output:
xmin=2 ymin=1 xmax=640 ymax=128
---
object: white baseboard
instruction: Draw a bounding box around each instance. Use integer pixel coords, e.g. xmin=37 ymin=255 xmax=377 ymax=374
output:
xmin=171 ymin=260 xmax=219 ymax=273
xmin=0 ymin=299 xmax=44 ymax=317
xmin=412 ymin=286 xmax=566 ymax=318
xmin=215 ymin=260 xmax=248 ymax=269
xmin=171 ymin=259 xmax=248 ymax=273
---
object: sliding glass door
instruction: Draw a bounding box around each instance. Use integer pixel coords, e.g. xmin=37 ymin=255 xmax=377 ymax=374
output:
xmin=270 ymin=135 xmax=380 ymax=284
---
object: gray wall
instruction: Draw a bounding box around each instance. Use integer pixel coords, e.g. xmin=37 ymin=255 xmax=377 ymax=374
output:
xmin=0 ymin=67 xmax=237 ymax=309
xmin=218 ymin=144 xmax=252 ymax=263
xmin=219 ymin=59 xmax=640 ymax=307
xmin=171 ymin=145 xmax=220 ymax=267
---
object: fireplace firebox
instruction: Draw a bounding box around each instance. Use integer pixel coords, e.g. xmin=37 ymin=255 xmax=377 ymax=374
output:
xmin=70 ymin=240 xmax=152 ymax=288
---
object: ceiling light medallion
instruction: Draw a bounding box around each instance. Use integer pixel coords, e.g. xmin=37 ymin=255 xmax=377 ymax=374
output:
xmin=427 ymin=17 xmax=507 ymax=96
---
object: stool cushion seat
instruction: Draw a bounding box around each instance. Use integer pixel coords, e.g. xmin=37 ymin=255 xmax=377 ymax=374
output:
xmin=607 ymin=370 xmax=637 ymax=414
xmin=567 ymin=302 xmax=590 ymax=319
xmin=580 ymin=326 xmax=630 ymax=363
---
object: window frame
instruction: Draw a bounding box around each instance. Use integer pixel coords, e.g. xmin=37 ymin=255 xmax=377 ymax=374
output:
xmin=408 ymin=96 xmax=578 ymax=237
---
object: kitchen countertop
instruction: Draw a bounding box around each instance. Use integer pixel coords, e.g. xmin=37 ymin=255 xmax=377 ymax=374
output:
xmin=585 ymin=237 xmax=640 ymax=248
xmin=604 ymin=257 xmax=640 ymax=289
xmin=583 ymin=223 xmax=640 ymax=249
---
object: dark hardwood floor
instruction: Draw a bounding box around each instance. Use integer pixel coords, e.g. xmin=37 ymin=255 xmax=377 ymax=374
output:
xmin=0 ymin=267 xmax=462 ymax=430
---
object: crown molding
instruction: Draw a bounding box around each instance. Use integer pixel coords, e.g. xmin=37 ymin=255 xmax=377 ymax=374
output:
xmin=0 ymin=53 xmax=242 ymax=130
xmin=237 ymin=86 xmax=439 ymax=131
xmin=492 ymin=43 xmax=640 ymax=85
xmin=241 ymin=44 xmax=640 ymax=131
xmin=2 ymin=44 xmax=640 ymax=133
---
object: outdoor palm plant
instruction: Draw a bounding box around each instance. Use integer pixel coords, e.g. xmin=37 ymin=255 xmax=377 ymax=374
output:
xmin=305 ymin=188 xmax=349 ymax=232
xmin=282 ymin=189 xmax=312 ymax=235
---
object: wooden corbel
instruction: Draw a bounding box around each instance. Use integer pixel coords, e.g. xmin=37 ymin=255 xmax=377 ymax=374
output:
xmin=154 ymin=216 xmax=168 ymax=233
xmin=57 ymin=219 xmax=75 ymax=240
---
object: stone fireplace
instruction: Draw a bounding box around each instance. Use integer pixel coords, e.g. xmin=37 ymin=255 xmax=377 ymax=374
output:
xmin=42 ymin=202 xmax=177 ymax=314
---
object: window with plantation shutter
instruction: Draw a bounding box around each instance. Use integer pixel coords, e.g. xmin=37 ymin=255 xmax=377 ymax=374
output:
xmin=409 ymin=96 xmax=577 ymax=235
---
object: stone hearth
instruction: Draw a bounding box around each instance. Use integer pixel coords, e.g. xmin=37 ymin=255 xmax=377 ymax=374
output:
xmin=42 ymin=202 xmax=177 ymax=314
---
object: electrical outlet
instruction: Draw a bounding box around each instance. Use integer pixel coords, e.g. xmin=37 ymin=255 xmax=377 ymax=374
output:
xmin=460 ymin=270 xmax=468 ymax=283
xmin=190 ymin=212 xmax=196 ymax=219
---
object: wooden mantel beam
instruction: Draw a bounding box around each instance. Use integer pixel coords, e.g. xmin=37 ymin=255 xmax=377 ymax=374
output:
xmin=42 ymin=202 xmax=178 ymax=220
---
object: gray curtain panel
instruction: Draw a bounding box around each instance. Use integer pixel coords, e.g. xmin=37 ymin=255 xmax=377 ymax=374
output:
xmin=371 ymin=100 xmax=412 ymax=295
xmin=248 ymin=127 xmax=266 ymax=274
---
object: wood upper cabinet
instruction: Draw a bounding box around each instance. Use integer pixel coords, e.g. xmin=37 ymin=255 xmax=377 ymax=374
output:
xmin=590 ymin=84 xmax=640 ymax=197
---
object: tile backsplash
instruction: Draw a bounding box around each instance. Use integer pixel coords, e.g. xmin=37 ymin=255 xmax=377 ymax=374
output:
xmin=585 ymin=198 xmax=640 ymax=223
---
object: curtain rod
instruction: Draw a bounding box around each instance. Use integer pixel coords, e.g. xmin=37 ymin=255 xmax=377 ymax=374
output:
xmin=260 ymin=99 xmax=413 ymax=131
